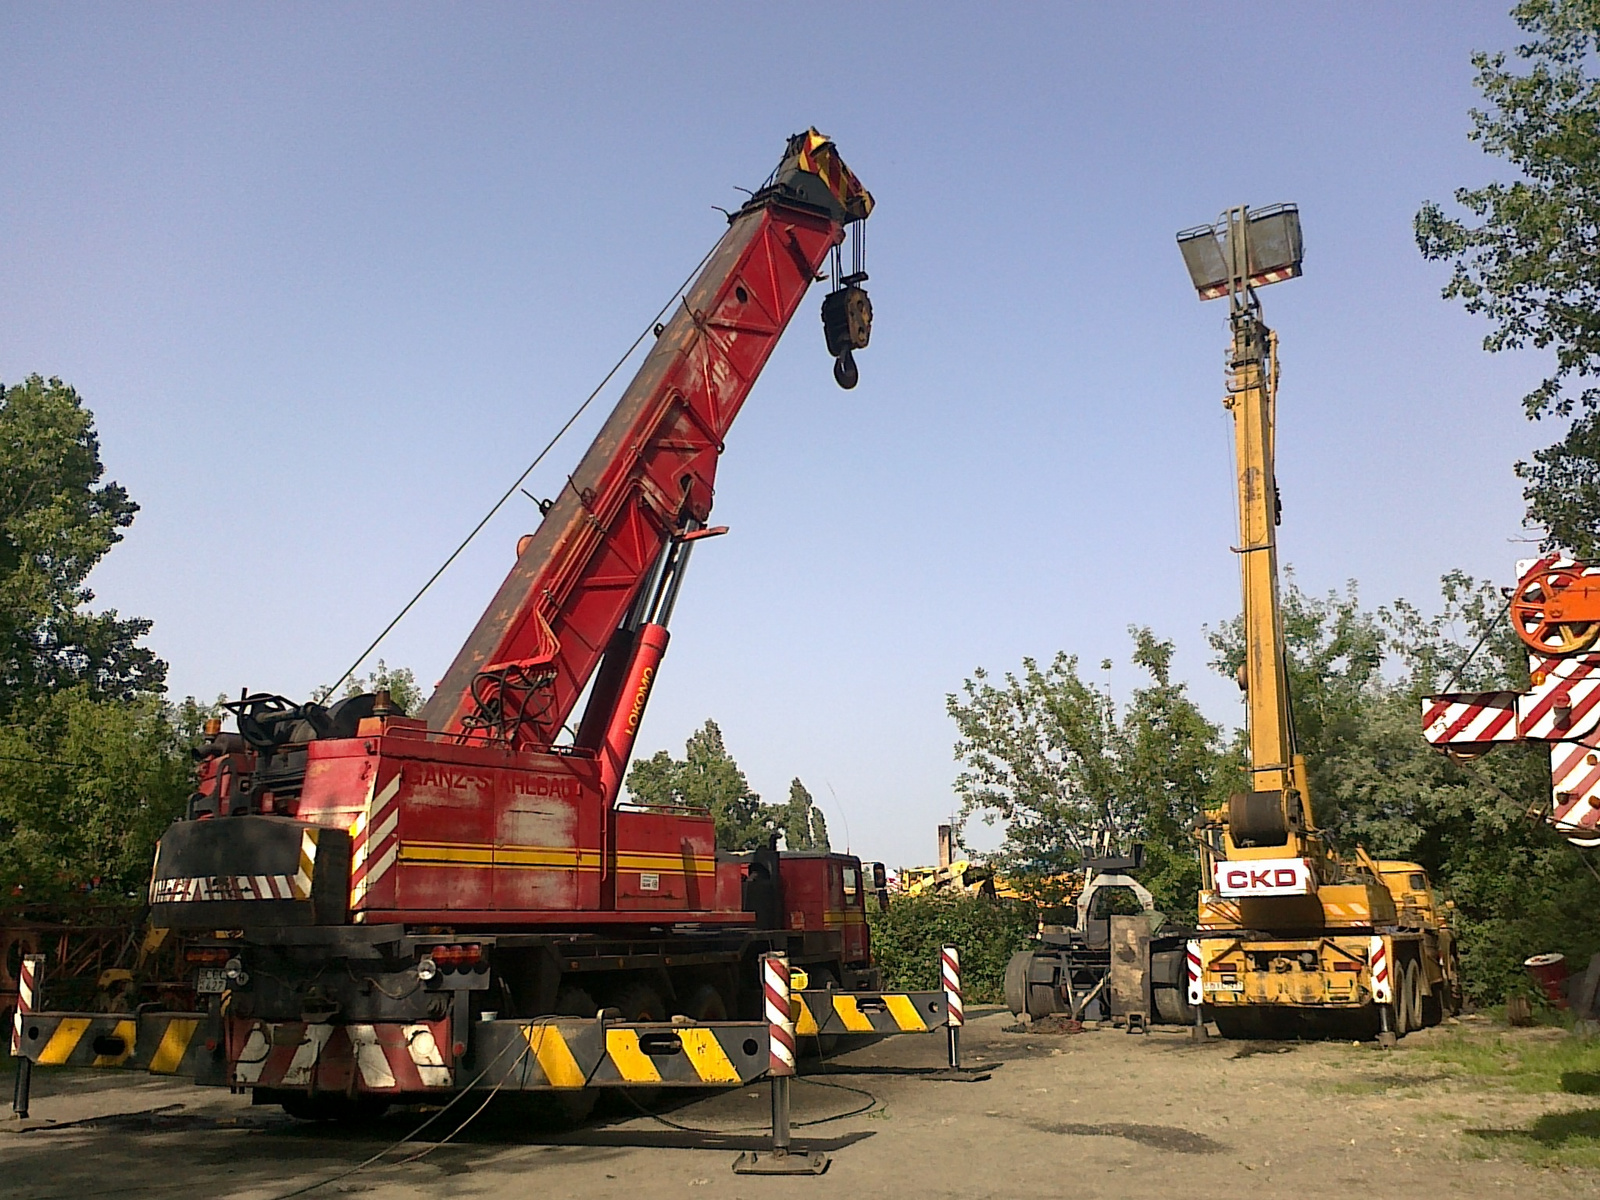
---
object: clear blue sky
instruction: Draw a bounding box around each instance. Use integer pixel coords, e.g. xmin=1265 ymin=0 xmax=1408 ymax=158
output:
xmin=1 ymin=3 xmax=1551 ymax=866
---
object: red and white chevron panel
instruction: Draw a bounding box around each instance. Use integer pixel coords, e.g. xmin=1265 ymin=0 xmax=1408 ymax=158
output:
xmin=1518 ymin=652 xmax=1600 ymax=740
xmin=230 ymin=1018 xmax=453 ymax=1093
xmin=941 ymin=945 xmax=963 ymax=1028
xmin=1186 ymin=940 xmax=1203 ymax=1007
xmin=762 ymin=953 xmax=795 ymax=1077
xmin=11 ymin=954 xmax=41 ymax=1056
xmin=1421 ymin=690 xmax=1519 ymax=746
xmin=1368 ymin=936 xmax=1391 ymax=1004
xmin=150 ymin=874 xmax=298 ymax=903
xmin=1550 ymin=734 xmax=1600 ymax=846
xmin=1423 ymin=654 xmax=1600 ymax=747
xmin=350 ymin=770 xmax=402 ymax=909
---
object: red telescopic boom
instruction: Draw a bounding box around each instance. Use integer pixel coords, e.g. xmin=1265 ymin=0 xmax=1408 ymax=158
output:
xmin=419 ymin=131 xmax=872 ymax=779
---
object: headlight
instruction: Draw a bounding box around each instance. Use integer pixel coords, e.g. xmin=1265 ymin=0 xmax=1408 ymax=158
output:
xmin=223 ymin=956 xmax=249 ymax=987
xmin=417 ymin=956 xmax=439 ymax=982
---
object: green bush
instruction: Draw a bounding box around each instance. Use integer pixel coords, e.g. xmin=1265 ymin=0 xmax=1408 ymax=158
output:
xmin=866 ymin=892 xmax=1037 ymax=1003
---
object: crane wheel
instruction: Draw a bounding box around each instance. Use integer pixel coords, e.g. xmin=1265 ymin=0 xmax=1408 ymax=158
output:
xmin=276 ymin=1093 xmax=390 ymax=1123
xmin=1004 ymin=952 xmax=1033 ymax=1018
xmin=1406 ymin=959 xmax=1426 ymax=1035
xmin=680 ymin=983 xmax=729 ymax=1022
xmin=1421 ymin=983 xmax=1444 ymax=1029
xmin=1511 ymin=562 xmax=1600 ymax=654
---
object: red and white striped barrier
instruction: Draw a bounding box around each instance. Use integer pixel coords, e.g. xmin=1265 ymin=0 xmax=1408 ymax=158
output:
xmin=230 ymin=1018 xmax=453 ymax=1092
xmin=1186 ymin=940 xmax=1203 ymax=1007
xmin=762 ymin=953 xmax=795 ymax=1078
xmin=1369 ymin=936 xmax=1392 ymax=1005
xmin=11 ymin=954 xmax=41 ymax=1057
xmin=941 ymin=946 xmax=963 ymax=1028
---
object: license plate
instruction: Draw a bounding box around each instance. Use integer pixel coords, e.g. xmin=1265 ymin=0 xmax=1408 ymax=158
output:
xmin=196 ymin=966 xmax=227 ymax=994
xmin=1207 ymin=976 xmax=1244 ymax=992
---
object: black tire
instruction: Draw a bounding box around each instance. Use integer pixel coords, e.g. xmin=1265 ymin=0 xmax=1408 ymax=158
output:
xmin=1421 ymin=983 xmax=1444 ymax=1029
xmin=1391 ymin=960 xmax=1412 ymax=1037
xmin=1027 ymin=983 xmax=1060 ymax=1019
xmin=1152 ymin=985 xmax=1192 ymax=1025
xmin=599 ymin=981 xmax=666 ymax=1111
xmin=681 ymin=983 xmax=728 ymax=1022
xmin=606 ymin=981 xmax=666 ymax=1022
xmin=509 ymin=1088 xmax=599 ymax=1129
xmin=1405 ymin=959 xmax=1426 ymax=1035
xmin=1397 ymin=959 xmax=1415 ymax=1036
xmin=280 ymin=1094 xmax=390 ymax=1123
xmin=554 ymin=985 xmax=598 ymax=1018
xmin=1149 ymin=949 xmax=1194 ymax=1025
xmin=1004 ymin=952 xmax=1033 ymax=1017
xmin=1211 ymin=1008 xmax=1254 ymax=1040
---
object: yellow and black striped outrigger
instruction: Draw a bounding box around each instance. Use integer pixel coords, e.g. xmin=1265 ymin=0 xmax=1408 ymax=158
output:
xmin=14 ymin=1009 xmax=773 ymax=1092
xmin=15 ymin=1011 xmax=214 ymax=1077
xmin=793 ymin=988 xmax=948 ymax=1036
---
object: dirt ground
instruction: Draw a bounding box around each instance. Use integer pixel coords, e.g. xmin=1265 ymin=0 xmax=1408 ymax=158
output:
xmin=4 ymin=1009 xmax=1598 ymax=1199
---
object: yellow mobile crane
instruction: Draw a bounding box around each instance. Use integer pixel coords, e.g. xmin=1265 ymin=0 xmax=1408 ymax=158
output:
xmin=1176 ymin=208 xmax=1459 ymax=1041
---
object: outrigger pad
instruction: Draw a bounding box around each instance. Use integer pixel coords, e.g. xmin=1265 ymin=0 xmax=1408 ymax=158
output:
xmin=732 ymin=1150 xmax=830 ymax=1176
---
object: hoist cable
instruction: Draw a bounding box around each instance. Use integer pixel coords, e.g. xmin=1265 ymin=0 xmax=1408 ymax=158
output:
xmin=1438 ymin=595 xmax=1513 ymax=696
xmin=323 ymin=241 xmax=720 ymax=700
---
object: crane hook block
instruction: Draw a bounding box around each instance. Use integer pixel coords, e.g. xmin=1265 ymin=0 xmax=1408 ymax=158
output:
xmin=822 ymin=283 xmax=871 ymax=389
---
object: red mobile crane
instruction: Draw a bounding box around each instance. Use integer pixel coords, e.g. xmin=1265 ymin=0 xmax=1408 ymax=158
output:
xmin=13 ymin=131 xmax=943 ymax=1119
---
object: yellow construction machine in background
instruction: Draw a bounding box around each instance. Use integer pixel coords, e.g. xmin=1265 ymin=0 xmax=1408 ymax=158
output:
xmin=1177 ymin=206 xmax=1459 ymax=1041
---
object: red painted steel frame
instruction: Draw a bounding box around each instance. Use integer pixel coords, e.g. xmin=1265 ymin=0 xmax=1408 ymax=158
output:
xmin=421 ymin=197 xmax=846 ymax=753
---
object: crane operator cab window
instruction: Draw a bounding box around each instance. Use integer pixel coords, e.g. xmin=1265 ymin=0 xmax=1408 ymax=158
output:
xmin=842 ymin=866 xmax=861 ymax=906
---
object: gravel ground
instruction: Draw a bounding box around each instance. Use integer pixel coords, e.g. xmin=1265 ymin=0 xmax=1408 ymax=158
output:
xmin=3 ymin=1009 xmax=1597 ymax=1199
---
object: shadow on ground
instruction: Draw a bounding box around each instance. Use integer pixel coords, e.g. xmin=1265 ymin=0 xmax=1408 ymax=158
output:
xmin=1468 ymin=1107 xmax=1600 ymax=1149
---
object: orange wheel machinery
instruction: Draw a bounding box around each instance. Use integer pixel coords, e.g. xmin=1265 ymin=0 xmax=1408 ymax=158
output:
xmin=1511 ymin=556 xmax=1600 ymax=655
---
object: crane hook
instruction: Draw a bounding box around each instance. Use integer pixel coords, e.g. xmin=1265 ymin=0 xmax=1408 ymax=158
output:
xmin=834 ymin=350 xmax=859 ymax=389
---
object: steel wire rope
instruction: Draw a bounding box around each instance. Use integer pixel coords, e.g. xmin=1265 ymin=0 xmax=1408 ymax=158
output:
xmin=1438 ymin=595 xmax=1513 ymax=696
xmin=322 ymin=240 xmax=721 ymax=700
xmin=616 ymin=1069 xmax=878 ymax=1134
xmin=391 ymin=1021 xmax=564 ymax=1165
xmin=255 ymin=1021 xmax=539 ymax=1199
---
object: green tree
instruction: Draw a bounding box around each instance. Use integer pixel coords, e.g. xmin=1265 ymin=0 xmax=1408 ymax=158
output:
xmin=779 ymin=778 xmax=829 ymax=851
xmin=626 ymin=719 xmax=773 ymax=850
xmin=315 ymin=659 xmax=426 ymax=714
xmin=1205 ymin=573 xmax=1387 ymax=830
xmin=0 ymin=375 xmax=165 ymax=715
xmin=0 ymin=687 xmax=199 ymax=901
xmin=947 ymin=627 xmax=1232 ymax=913
xmin=866 ymin=891 xmax=1037 ymax=1002
xmin=1415 ymin=1 xmax=1600 ymax=552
